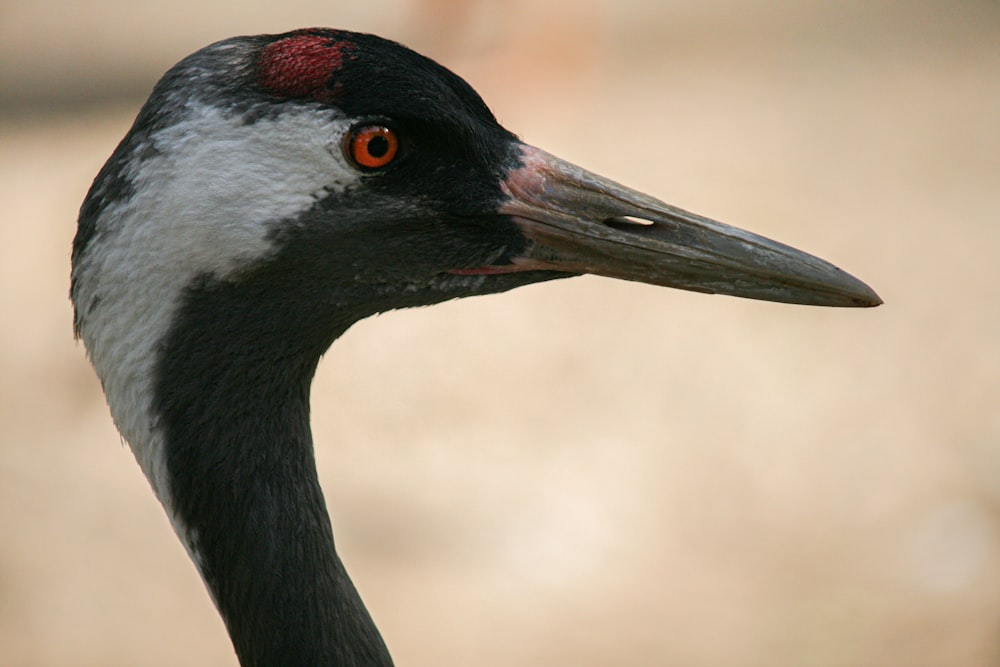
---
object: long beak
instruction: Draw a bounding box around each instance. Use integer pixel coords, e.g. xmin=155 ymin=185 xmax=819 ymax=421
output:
xmin=498 ymin=145 xmax=881 ymax=307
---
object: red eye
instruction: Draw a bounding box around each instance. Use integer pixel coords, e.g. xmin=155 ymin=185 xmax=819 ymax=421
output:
xmin=346 ymin=125 xmax=399 ymax=169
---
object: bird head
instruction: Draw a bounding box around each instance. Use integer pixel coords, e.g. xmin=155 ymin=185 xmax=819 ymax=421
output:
xmin=73 ymin=28 xmax=879 ymax=367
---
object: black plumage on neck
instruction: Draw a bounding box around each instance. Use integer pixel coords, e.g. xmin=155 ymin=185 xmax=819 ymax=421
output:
xmin=152 ymin=227 xmax=557 ymax=666
xmin=155 ymin=267 xmax=393 ymax=667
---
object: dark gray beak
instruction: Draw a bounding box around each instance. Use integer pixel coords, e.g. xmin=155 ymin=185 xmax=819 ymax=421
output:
xmin=498 ymin=144 xmax=881 ymax=308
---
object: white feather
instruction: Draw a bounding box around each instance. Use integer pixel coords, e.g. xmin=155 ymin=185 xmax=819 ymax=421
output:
xmin=73 ymin=102 xmax=361 ymax=550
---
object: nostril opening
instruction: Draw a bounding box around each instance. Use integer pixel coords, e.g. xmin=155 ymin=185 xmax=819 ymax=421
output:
xmin=606 ymin=215 xmax=654 ymax=229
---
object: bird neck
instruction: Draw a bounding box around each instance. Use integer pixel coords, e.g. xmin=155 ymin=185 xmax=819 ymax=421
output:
xmin=152 ymin=278 xmax=393 ymax=667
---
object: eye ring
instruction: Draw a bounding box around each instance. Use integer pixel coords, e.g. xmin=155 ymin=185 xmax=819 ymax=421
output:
xmin=345 ymin=125 xmax=400 ymax=170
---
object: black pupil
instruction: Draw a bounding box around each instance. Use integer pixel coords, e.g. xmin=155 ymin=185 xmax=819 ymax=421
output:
xmin=366 ymin=135 xmax=390 ymax=158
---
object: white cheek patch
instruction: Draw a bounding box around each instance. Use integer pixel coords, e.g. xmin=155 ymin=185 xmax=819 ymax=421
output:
xmin=73 ymin=102 xmax=361 ymax=528
xmin=143 ymin=104 xmax=358 ymax=276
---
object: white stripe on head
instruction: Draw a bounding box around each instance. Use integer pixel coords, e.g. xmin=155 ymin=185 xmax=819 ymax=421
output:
xmin=73 ymin=102 xmax=361 ymax=533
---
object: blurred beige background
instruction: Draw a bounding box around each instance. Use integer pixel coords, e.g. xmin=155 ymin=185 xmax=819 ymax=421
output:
xmin=2 ymin=1 xmax=999 ymax=665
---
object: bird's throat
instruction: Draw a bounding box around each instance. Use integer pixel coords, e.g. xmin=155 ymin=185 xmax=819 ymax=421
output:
xmin=152 ymin=278 xmax=393 ymax=667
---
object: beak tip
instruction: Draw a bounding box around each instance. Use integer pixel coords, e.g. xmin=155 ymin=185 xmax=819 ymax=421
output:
xmin=833 ymin=271 xmax=883 ymax=308
xmin=796 ymin=269 xmax=882 ymax=308
xmin=859 ymin=290 xmax=884 ymax=309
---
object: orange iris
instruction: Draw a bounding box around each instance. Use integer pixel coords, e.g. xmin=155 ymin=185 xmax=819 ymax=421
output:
xmin=347 ymin=126 xmax=399 ymax=169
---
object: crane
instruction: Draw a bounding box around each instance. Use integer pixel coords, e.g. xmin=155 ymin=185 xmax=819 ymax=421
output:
xmin=71 ymin=28 xmax=880 ymax=667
